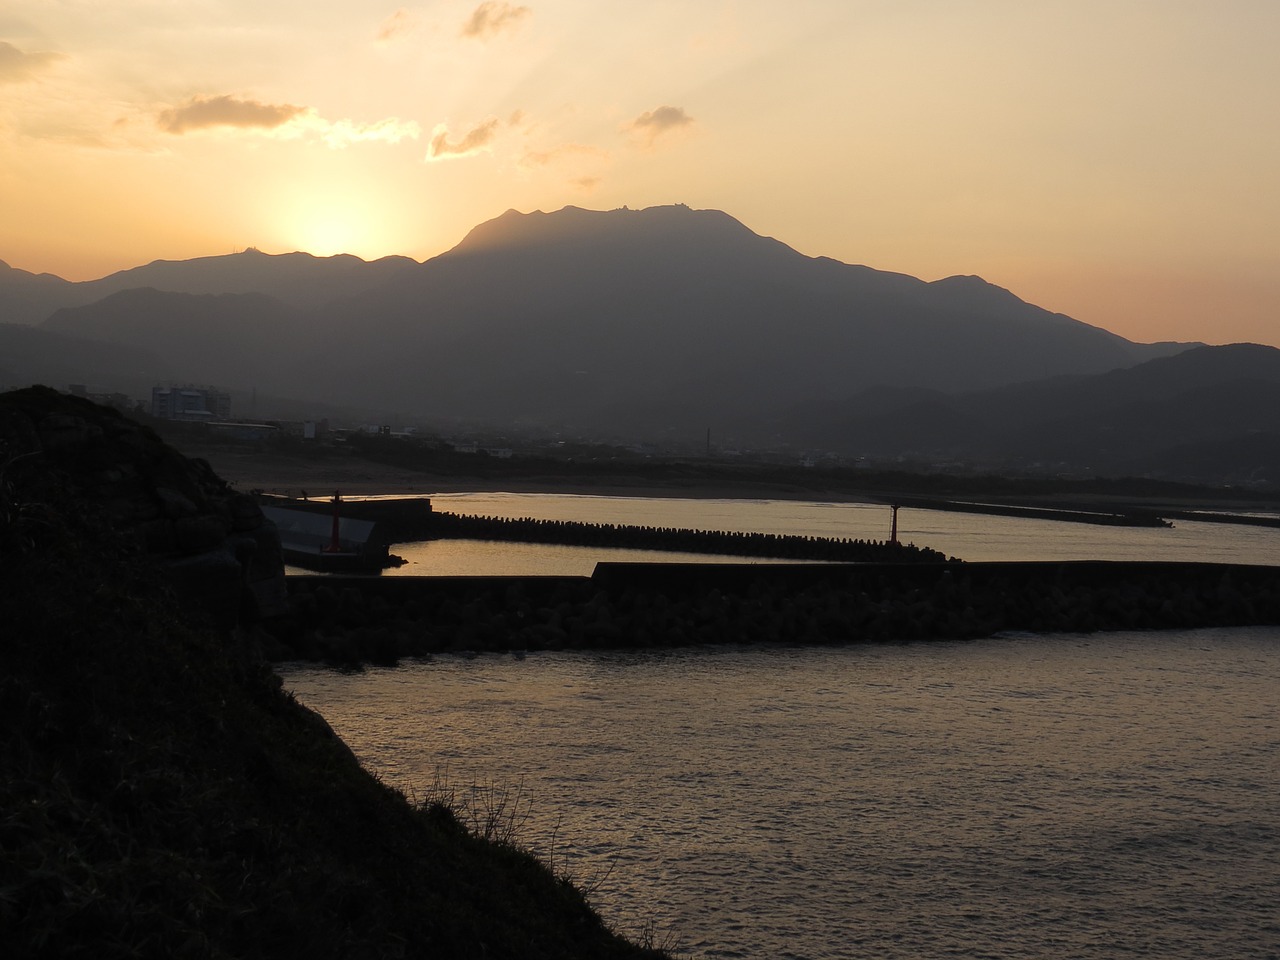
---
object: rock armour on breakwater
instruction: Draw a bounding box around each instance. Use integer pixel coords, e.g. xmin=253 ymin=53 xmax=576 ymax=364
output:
xmin=257 ymin=495 xmax=950 ymax=563
xmin=429 ymin=512 xmax=950 ymax=562
xmin=265 ymin=560 xmax=1280 ymax=666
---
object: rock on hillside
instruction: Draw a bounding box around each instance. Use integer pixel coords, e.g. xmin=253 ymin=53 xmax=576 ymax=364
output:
xmin=0 ymin=385 xmax=669 ymax=959
xmin=0 ymin=385 xmax=286 ymax=628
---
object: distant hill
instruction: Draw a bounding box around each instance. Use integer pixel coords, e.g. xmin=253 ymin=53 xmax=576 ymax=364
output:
xmin=79 ymin=249 xmax=418 ymax=310
xmin=0 ymin=259 xmax=78 ymax=325
xmin=0 ymin=322 xmax=161 ymax=394
xmin=43 ymin=288 xmax=303 ymax=388
xmin=3 ymin=203 xmax=1217 ymax=467
xmin=294 ymin=204 xmax=1184 ymax=439
xmin=788 ymin=342 xmax=1280 ymax=483
xmin=0 ymin=250 xmax=418 ymax=325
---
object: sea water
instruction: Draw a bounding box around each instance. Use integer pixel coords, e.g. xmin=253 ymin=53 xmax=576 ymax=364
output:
xmin=282 ymin=627 xmax=1280 ymax=959
xmin=353 ymin=492 xmax=1280 ymax=575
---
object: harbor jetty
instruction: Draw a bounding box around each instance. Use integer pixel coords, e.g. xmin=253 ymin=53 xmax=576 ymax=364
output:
xmin=263 ymin=559 xmax=1280 ymax=666
xmin=258 ymin=493 xmax=952 ymax=566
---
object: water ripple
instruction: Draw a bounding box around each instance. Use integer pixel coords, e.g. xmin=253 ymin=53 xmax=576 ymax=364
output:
xmin=283 ymin=627 xmax=1280 ymax=959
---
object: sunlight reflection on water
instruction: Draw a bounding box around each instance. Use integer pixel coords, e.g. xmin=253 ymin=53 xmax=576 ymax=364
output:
xmin=348 ymin=492 xmax=1280 ymax=575
xmin=283 ymin=628 xmax=1280 ymax=959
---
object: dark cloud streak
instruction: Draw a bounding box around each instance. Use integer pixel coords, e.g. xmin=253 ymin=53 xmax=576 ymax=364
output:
xmin=461 ymin=2 xmax=531 ymax=39
xmin=158 ymin=95 xmax=305 ymax=134
xmin=427 ymin=118 xmax=500 ymax=159
xmin=625 ymin=105 xmax=694 ymax=145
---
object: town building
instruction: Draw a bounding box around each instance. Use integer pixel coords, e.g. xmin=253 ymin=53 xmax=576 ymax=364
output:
xmin=151 ymin=385 xmax=231 ymax=421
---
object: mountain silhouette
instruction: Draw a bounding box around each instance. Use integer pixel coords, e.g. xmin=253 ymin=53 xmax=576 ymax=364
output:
xmin=0 ymin=250 xmax=417 ymax=325
xmin=3 ymin=203 xmax=1205 ymax=456
xmin=0 ymin=322 xmax=160 ymax=394
xmin=0 ymin=260 xmax=77 ymax=325
xmin=790 ymin=342 xmax=1280 ymax=482
xmin=292 ymin=204 xmax=1181 ymax=438
xmin=43 ymin=288 xmax=303 ymax=386
xmin=79 ymin=249 xmax=418 ymax=309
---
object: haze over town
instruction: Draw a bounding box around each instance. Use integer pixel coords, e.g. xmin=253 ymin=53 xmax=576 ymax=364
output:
xmin=3 ymin=1 xmax=1278 ymax=348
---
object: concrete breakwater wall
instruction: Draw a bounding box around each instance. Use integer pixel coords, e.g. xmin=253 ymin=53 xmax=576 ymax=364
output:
xmin=264 ymin=561 xmax=1280 ymax=666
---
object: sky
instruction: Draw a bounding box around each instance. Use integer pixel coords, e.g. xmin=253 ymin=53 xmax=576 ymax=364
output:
xmin=1 ymin=0 xmax=1277 ymax=347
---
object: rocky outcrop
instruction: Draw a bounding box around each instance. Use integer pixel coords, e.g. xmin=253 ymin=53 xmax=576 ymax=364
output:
xmin=0 ymin=385 xmax=287 ymax=629
xmin=0 ymin=386 xmax=671 ymax=960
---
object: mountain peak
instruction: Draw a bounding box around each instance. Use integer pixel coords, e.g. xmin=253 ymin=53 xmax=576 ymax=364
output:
xmin=446 ymin=203 xmax=757 ymax=258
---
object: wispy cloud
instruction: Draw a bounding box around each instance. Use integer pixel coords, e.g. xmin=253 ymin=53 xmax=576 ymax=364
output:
xmin=461 ymin=2 xmax=531 ymax=39
xmin=426 ymin=118 xmax=500 ymax=160
xmin=0 ymin=41 xmax=64 ymax=84
xmin=158 ymin=95 xmax=304 ymax=134
xmin=294 ymin=113 xmax=421 ymax=148
xmin=157 ymin=94 xmax=419 ymax=148
xmin=376 ymin=8 xmax=417 ymax=42
xmin=624 ymin=105 xmax=694 ymax=146
xmin=519 ymin=142 xmax=610 ymax=168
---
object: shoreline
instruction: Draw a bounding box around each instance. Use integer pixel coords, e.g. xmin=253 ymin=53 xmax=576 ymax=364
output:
xmin=190 ymin=446 xmax=884 ymax=504
xmin=188 ymin=445 xmax=1280 ymax=518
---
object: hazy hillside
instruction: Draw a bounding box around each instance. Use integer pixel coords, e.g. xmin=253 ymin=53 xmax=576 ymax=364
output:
xmin=44 ymin=288 xmax=303 ymax=388
xmin=792 ymin=343 xmax=1280 ymax=482
xmin=0 ymin=259 xmax=77 ymax=325
xmin=6 ymin=204 xmax=1204 ymax=457
xmin=80 ymin=249 xmax=418 ymax=309
xmin=0 ymin=322 xmax=161 ymax=394
xmin=0 ymin=250 xmax=418 ymax=325
xmin=296 ymin=204 xmax=1181 ymax=440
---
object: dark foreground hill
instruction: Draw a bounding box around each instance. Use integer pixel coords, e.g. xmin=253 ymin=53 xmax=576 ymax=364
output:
xmin=0 ymin=388 xmax=666 ymax=959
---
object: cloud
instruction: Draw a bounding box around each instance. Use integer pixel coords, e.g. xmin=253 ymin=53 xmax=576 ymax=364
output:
xmin=426 ymin=118 xmax=500 ymax=160
xmin=519 ymin=142 xmax=610 ymax=168
xmin=158 ymin=95 xmax=305 ymax=134
xmin=376 ymin=8 xmax=416 ymax=41
xmin=157 ymin=94 xmax=419 ymax=148
xmin=461 ymin=2 xmax=531 ymax=39
xmin=624 ymin=105 xmax=694 ymax=146
xmin=0 ymin=41 xmax=64 ymax=84
xmin=294 ymin=113 xmax=421 ymax=148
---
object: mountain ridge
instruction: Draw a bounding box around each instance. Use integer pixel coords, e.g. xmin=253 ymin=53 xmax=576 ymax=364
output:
xmin=785 ymin=342 xmax=1280 ymax=482
xmin=1 ymin=203 xmax=1232 ymax=476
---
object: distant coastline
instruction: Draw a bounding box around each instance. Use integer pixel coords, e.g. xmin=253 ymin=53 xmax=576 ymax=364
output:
xmin=185 ymin=443 xmax=887 ymax=504
xmin=191 ymin=445 xmax=1280 ymax=535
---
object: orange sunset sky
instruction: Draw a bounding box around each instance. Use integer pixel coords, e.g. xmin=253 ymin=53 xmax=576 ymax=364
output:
xmin=2 ymin=1 xmax=1277 ymax=347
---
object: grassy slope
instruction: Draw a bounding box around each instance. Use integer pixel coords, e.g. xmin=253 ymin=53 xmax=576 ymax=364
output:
xmin=0 ymin=428 xmax=666 ymax=958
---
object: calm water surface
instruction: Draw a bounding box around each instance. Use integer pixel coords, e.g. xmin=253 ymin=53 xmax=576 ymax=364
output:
xmin=283 ymin=628 xmax=1280 ymax=959
xmin=346 ymin=493 xmax=1280 ymax=575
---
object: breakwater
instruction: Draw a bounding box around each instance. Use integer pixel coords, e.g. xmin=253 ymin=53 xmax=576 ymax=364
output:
xmin=429 ymin=511 xmax=950 ymax=562
xmin=263 ymin=560 xmax=1280 ymax=666
xmin=258 ymin=494 xmax=949 ymax=563
xmin=882 ymin=496 xmax=1172 ymax=527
